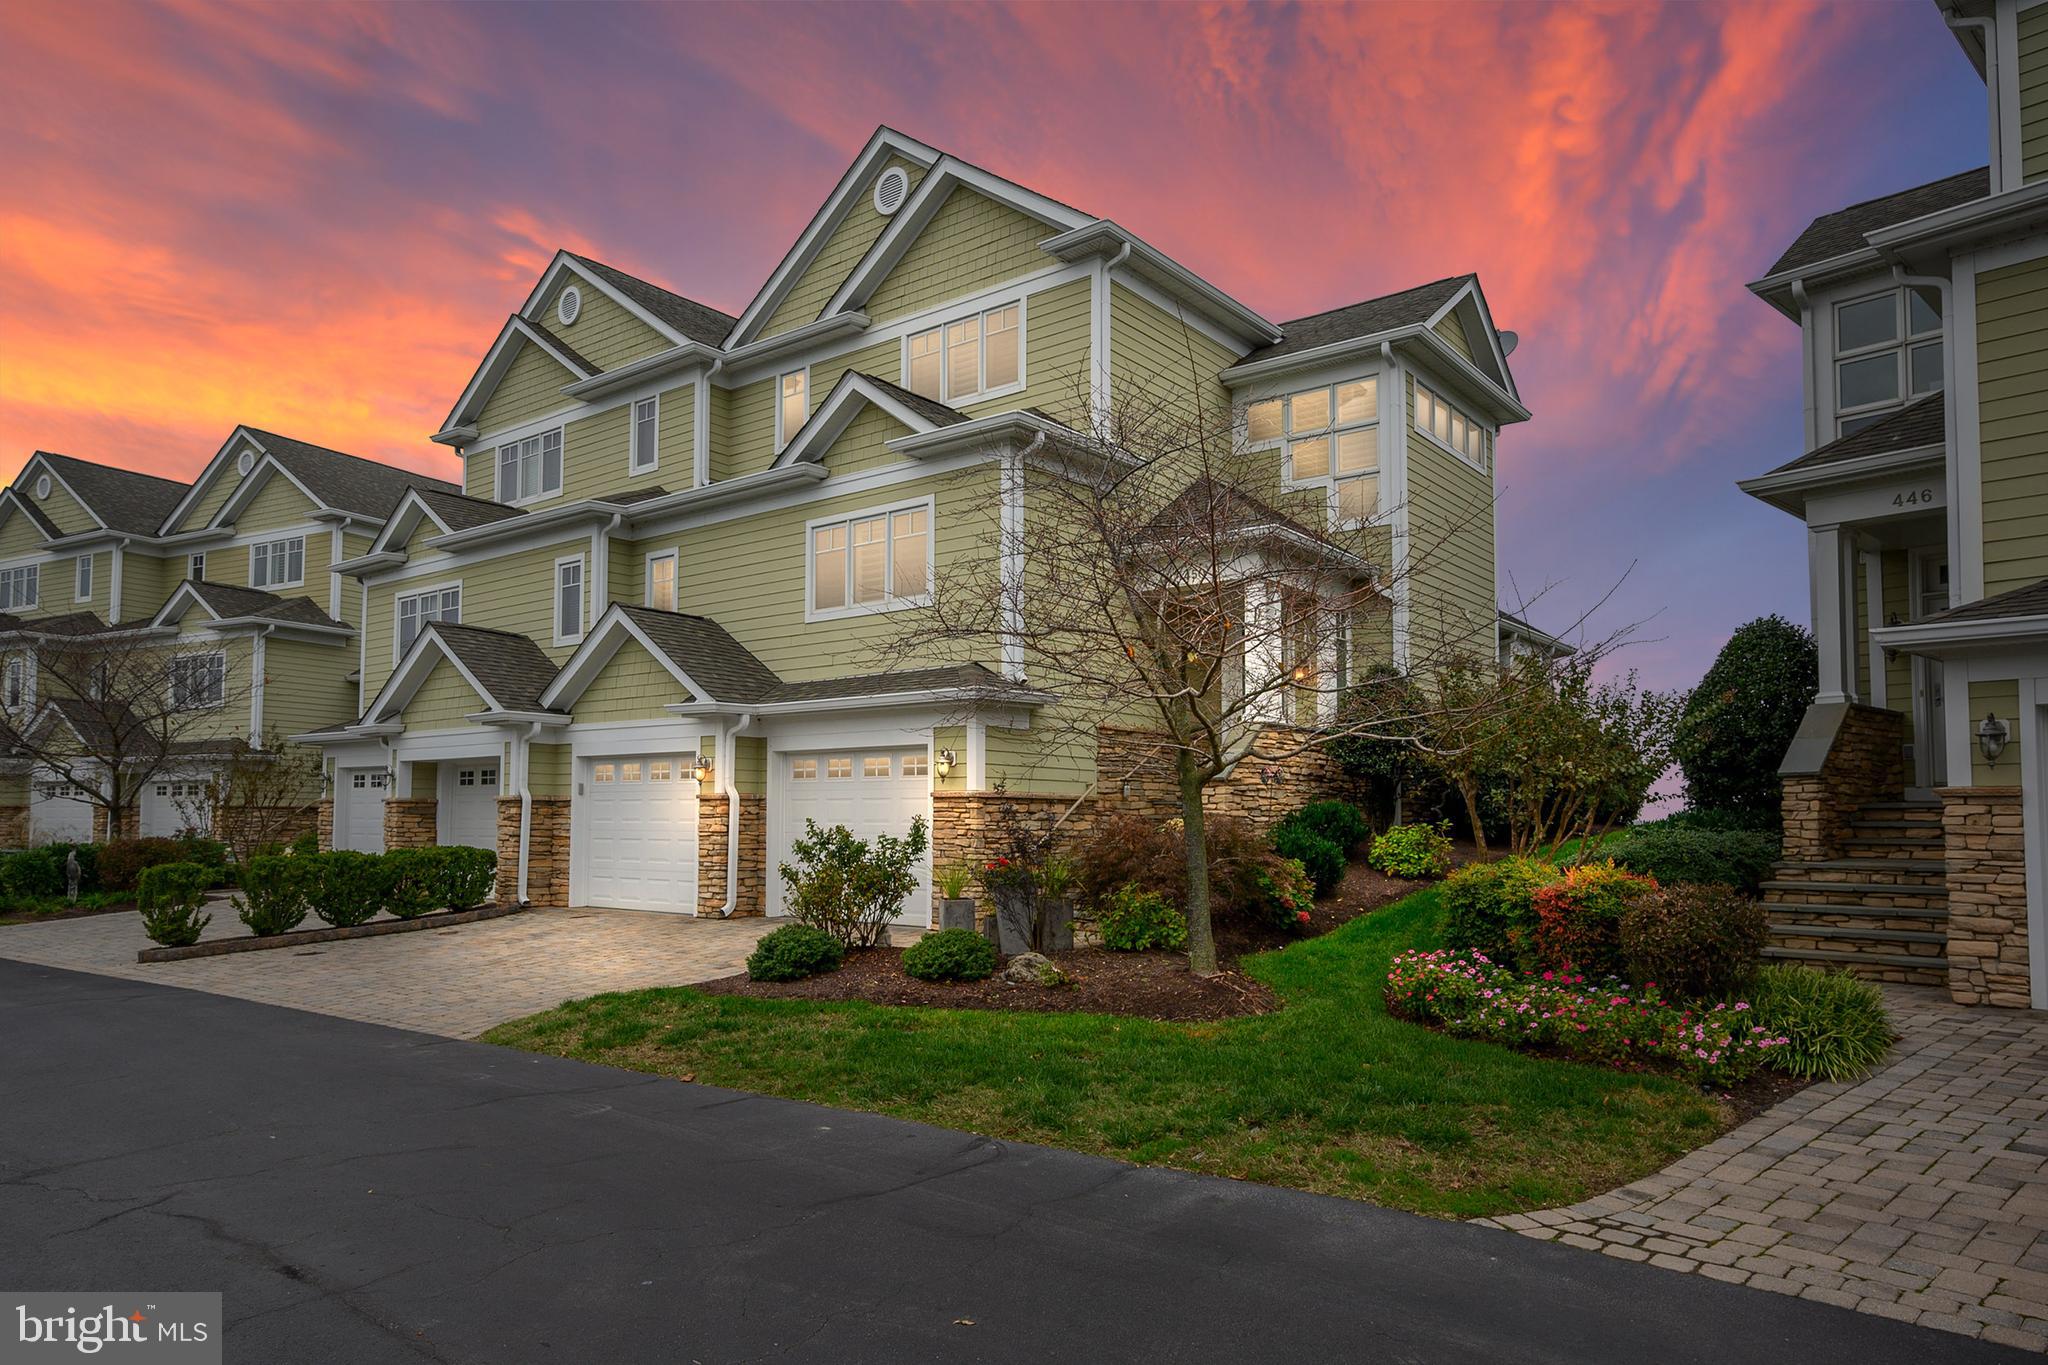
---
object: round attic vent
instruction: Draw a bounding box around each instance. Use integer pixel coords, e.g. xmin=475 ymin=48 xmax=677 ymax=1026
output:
xmin=557 ymin=285 xmax=582 ymax=326
xmin=873 ymin=167 xmax=910 ymax=216
xmin=236 ymin=450 xmax=255 ymax=476
xmin=33 ymin=475 xmax=49 ymax=501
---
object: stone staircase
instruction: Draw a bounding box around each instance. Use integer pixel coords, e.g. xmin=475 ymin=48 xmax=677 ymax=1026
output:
xmin=1761 ymin=798 xmax=1949 ymax=986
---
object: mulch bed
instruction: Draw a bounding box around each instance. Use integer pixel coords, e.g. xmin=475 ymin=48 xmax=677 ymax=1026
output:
xmin=1716 ymin=1068 xmax=1813 ymax=1126
xmin=0 ymin=900 xmax=136 ymax=927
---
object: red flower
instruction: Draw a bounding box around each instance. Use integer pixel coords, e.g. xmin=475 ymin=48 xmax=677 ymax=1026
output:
xmin=1296 ymin=910 xmax=1311 ymax=924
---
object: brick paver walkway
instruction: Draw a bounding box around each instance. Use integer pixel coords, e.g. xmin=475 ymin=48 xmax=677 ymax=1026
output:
xmin=0 ymin=904 xmax=779 ymax=1037
xmin=1474 ymin=987 xmax=2048 ymax=1352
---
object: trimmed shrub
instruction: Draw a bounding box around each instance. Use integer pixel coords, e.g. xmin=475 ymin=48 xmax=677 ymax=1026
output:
xmin=436 ymin=846 xmax=498 ymax=911
xmin=1074 ymin=814 xmax=1308 ymax=932
xmin=97 ymin=838 xmax=191 ymax=894
xmin=234 ymin=854 xmax=312 ymax=936
xmin=1272 ymin=823 xmax=1344 ymax=898
xmin=1529 ymin=862 xmax=1659 ymax=977
xmin=902 ymin=925 xmax=998 ymax=982
xmin=0 ymin=843 xmax=98 ymax=899
xmin=1074 ymin=813 xmax=1183 ymax=910
xmin=1440 ymin=856 xmax=1561 ymax=965
xmin=1619 ymin=882 xmax=1768 ymax=1000
xmin=1097 ymin=883 xmax=1188 ymax=952
xmin=1747 ymin=964 xmax=1895 ymax=1081
xmin=746 ymin=922 xmax=846 ymax=982
xmin=1604 ymin=823 xmax=1780 ymax=895
xmin=1250 ymin=856 xmax=1317 ymax=930
xmin=1368 ymin=822 xmax=1454 ymax=879
xmin=136 ymin=861 xmax=214 ymax=947
xmin=307 ymin=850 xmax=387 ymax=928
xmin=1673 ymin=615 xmax=1816 ymax=825
xmin=1287 ymin=800 xmax=1370 ymax=851
xmin=378 ymin=849 xmax=441 ymax=919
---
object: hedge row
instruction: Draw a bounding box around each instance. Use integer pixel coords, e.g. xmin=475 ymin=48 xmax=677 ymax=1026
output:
xmin=137 ymin=845 xmax=499 ymax=946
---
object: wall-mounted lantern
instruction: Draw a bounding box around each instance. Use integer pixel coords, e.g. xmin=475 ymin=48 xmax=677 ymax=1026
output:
xmin=692 ymin=755 xmax=713 ymax=784
xmin=1977 ymin=712 xmax=2011 ymax=768
xmin=933 ymin=748 xmax=956 ymax=779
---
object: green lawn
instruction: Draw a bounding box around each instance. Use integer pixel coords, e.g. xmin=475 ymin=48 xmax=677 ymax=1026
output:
xmin=483 ymin=890 xmax=1726 ymax=1218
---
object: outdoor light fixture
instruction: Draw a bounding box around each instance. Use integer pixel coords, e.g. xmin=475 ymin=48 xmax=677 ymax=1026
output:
xmin=1978 ymin=712 xmax=2010 ymax=767
xmin=933 ymin=748 xmax=956 ymax=778
xmin=692 ymin=755 xmax=713 ymax=783
xmin=1291 ymin=664 xmax=1311 ymax=682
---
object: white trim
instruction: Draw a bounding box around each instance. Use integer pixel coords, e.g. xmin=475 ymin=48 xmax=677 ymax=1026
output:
xmin=519 ymin=252 xmax=701 ymax=353
xmin=249 ymin=628 xmax=268 ymax=744
xmin=206 ymin=454 xmax=327 ymax=532
xmin=629 ymin=393 xmax=660 ymax=476
xmin=247 ymin=532 xmax=307 ymax=591
xmin=1089 ymin=260 xmax=1109 ymax=427
xmin=896 ymin=296 xmax=1026 ymax=408
xmin=999 ymin=450 xmax=1024 ymax=679
xmin=73 ymin=553 xmax=92 ymax=603
xmin=693 ymin=371 xmax=711 ymax=488
xmin=552 ymin=553 xmax=587 ymax=647
xmin=771 ymin=370 xmax=947 ymax=469
xmin=1864 ymin=546 xmax=1887 ymax=709
xmin=1040 ymin=219 xmax=1282 ymax=347
xmin=168 ymin=648 xmax=229 ymax=713
xmin=439 ymin=315 xmax=596 ymax=436
xmin=329 ymin=527 xmax=345 ymax=620
xmin=774 ymin=365 xmax=811 ymax=454
xmin=392 ymin=580 xmax=463 ymax=666
xmin=365 ymin=625 xmax=499 ymax=727
xmin=644 ymin=547 xmax=679 ymax=612
xmin=1952 ymin=251 xmax=1984 ymax=603
xmin=2024 ymin=683 xmax=2048 ymax=1009
xmin=1107 ymin=267 xmax=1252 ymax=357
xmin=539 ymin=604 xmax=715 ymax=711
xmin=494 ymin=425 xmax=566 ymax=507
xmin=803 ymin=494 xmax=936 ymax=623
xmin=15 ymin=455 xmax=109 ymax=532
xmin=108 ymin=545 xmax=123 ymax=624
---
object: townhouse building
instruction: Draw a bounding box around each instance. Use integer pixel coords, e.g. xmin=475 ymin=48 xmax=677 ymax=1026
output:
xmin=1740 ymin=0 xmax=2048 ymax=1008
xmin=305 ymin=128 xmax=1530 ymax=926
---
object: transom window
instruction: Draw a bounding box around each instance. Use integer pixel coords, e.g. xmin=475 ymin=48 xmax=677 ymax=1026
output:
xmin=646 ymin=551 xmax=678 ymax=613
xmin=1249 ymin=377 xmax=1381 ymax=525
xmin=168 ymin=652 xmax=226 ymax=710
xmin=778 ymin=371 xmax=808 ymax=451
xmin=1835 ymin=287 xmax=1942 ymax=436
xmin=250 ymin=535 xmax=305 ymax=589
xmin=396 ymin=585 xmax=461 ymax=657
xmin=809 ymin=502 xmax=931 ymax=617
xmin=906 ymin=302 xmax=1020 ymax=403
xmin=0 ymin=565 xmax=39 ymax=610
xmin=1414 ymin=381 xmax=1488 ymax=469
xmin=497 ymin=429 xmax=563 ymax=503
xmin=74 ymin=555 xmax=92 ymax=602
xmin=631 ymin=396 xmax=659 ymax=472
xmin=554 ymin=557 xmax=585 ymax=643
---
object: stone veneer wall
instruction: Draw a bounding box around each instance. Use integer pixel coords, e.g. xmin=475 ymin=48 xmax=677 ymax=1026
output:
xmin=1780 ymin=704 xmax=1907 ymax=861
xmin=315 ymin=798 xmax=334 ymax=853
xmin=0 ymin=804 xmax=27 ymax=848
xmin=1941 ymin=787 xmax=2034 ymax=1009
xmin=382 ymin=798 xmax=438 ymax=851
xmin=930 ymin=790 xmax=1096 ymax=928
xmin=91 ymin=807 xmax=139 ymax=842
xmin=1095 ymin=725 xmax=1369 ymax=833
xmin=698 ymin=794 xmax=767 ymax=915
xmin=495 ymin=796 xmax=568 ymax=906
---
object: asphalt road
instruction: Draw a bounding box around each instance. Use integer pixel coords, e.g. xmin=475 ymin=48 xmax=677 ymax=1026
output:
xmin=0 ymin=958 xmax=2030 ymax=1364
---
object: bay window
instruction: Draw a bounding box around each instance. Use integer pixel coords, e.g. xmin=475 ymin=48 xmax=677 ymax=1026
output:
xmin=904 ymin=302 xmax=1020 ymax=403
xmin=497 ymin=429 xmax=563 ymax=503
xmin=809 ymin=501 xmax=931 ymax=617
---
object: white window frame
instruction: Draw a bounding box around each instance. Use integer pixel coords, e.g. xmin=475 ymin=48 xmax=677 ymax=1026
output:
xmin=1412 ymin=379 xmax=1491 ymax=474
xmin=630 ymin=395 xmax=660 ymax=474
xmin=553 ymin=554 xmax=587 ymax=646
xmin=1250 ymin=375 xmax=1386 ymax=528
xmin=188 ymin=552 xmax=206 ymax=582
xmin=644 ymin=548 xmax=679 ymax=613
xmin=1832 ymin=286 xmax=1943 ymax=437
xmin=248 ymin=534 xmax=306 ymax=590
xmin=900 ymin=298 xmax=1026 ymax=405
xmin=805 ymin=495 xmax=935 ymax=622
xmin=0 ymin=563 xmax=38 ymax=611
xmin=775 ymin=368 xmax=810 ymax=453
xmin=3 ymin=655 xmax=28 ymax=710
xmin=73 ymin=555 xmax=92 ymax=602
xmin=394 ymin=582 xmax=462 ymax=663
xmin=496 ymin=427 xmax=565 ymax=506
xmin=168 ymin=651 xmax=227 ymax=712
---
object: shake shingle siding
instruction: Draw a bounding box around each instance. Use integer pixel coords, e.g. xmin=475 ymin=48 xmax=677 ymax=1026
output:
xmin=759 ymin=156 xmax=928 ymax=341
xmin=2023 ymin=5 xmax=2048 ymax=183
xmin=537 ymin=273 xmax=672 ymax=373
xmin=864 ymin=189 xmax=1050 ymax=324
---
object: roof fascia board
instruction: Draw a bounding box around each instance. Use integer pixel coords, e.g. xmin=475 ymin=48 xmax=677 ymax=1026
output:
xmin=537 ymin=605 xmax=713 ymax=710
xmin=208 ymin=454 xmax=329 ymax=530
xmin=365 ymin=630 xmax=501 ymax=723
xmin=1429 ymin=277 xmax=1517 ymax=400
xmin=1044 ymin=220 xmax=1281 ymax=345
xmin=522 ymin=251 xmax=695 ymax=349
xmin=772 ymin=372 xmax=940 ymax=469
xmin=160 ymin=426 xmax=267 ymax=536
xmin=18 ymin=455 xmax=110 ymax=532
xmin=558 ymin=343 xmax=720 ymax=401
xmin=366 ymin=488 xmax=456 ymax=556
xmin=1735 ymin=444 xmax=1945 ymax=503
xmin=439 ymin=315 xmax=595 ymax=437
xmin=718 ymin=312 xmax=871 ymax=375
xmin=1872 ymin=612 xmax=2048 ymax=654
xmin=663 ymin=685 xmax=1055 ymax=718
xmin=0 ymin=490 xmax=53 ymax=546
xmin=1863 ymin=178 xmax=2048 ymax=256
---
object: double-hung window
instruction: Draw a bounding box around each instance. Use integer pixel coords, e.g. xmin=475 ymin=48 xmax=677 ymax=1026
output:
xmin=497 ymin=429 xmax=563 ymax=503
xmin=249 ymin=535 xmax=305 ymax=589
xmin=1834 ymin=287 xmax=1942 ymax=436
xmin=1248 ymin=377 xmax=1381 ymax=525
xmin=188 ymin=552 xmax=206 ymax=581
xmin=168 ymin=652 xmax=226 ymax=710
xmin=0 ymin=565 xmax=38 ymax=610
xmin=396 ymin=585 xmax=460 ymax=657
xmin=646 ymin=551 xmax=678 ymax=612
xmin=905 ymin=302 xmax=1020 ymax=403
xmin=777 ymin=371 xmax=808 ymax=451
xmin=73 ymin=555 xmax=92 ymax=602
xmin=3 ymin=657 xmax=25 ymax=709
xmin=809 ymin=502 xmax=930 ymax=617
xmin=554 ymin=556 xmax=585 ymax=644
xmin=631 ymin=396 xmax=659 ymax=472
xmin=1414 ymin=381 xmax=1488 ymax=470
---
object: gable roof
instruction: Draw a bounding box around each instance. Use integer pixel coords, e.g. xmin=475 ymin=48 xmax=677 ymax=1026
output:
xmin=771 ymin=370 xmax=969 ymax=468
xmin=421 ymin=622 xmax=561 ymax=713
xmin=237 ymin=429 xmax=458 ymax=522
xmin=1764 ymin=168 xmax=1988 ymax=280
xmin=154 ymin=580 xmax=345 ymax=632
xmin=1144 ymin=477 xmax=1372 ymax=576
xmin=413 ymin=486 xmax=528 ymax=533
xmin=25 ymin=453 xmax=187 ymax=534
xmin=611 ymin=605 xmax=783 ymax=702
xmin=0 ymin=487 xmax=62 ymax=542
xmin=564 ymin=253 xmax=736 ymax=347
xmin=1917 ymin=576 xmax=2048 ymax=627
xmin=1761 ymin=392 xmax=1946 ymax=478
xmin=1238 ymin=275 xmax=1474 ymax=365
xmin=764 ymin=662 xmax=1030 ymax=705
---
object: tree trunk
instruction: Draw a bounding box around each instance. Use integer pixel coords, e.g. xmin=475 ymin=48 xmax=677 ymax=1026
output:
xmin=1459 ymin=778 xmax=1489 ymax=858
xmin=1178 ymin=750 xmax=1218 ymax=977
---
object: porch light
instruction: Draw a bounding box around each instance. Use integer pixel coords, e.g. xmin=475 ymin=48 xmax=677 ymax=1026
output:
xmin=1977 ymin=712 xmax=2010 ymax=767
xmin=934 ymin=748 xmax=956 ymax=778
xmin=692 ymin=756 xmax=713 ymax=784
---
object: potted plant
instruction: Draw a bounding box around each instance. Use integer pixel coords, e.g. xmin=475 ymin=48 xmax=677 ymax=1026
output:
xmin=934 ymin=863 xmax=976 ymax=933
xmin=981 ymin=855 xmax=1038 ymax=955
xmin=1036 ymin=855 xmax=1076 ymax=952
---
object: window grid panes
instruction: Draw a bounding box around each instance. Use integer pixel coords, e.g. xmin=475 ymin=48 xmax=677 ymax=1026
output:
xmin=556 ymin=559 xmax=583 ymax=639
xmin=648 ymin=553 xmax=677 ymax=612
xmin=497 ymin=429 xmax=563 ymax=502
xmin=188 ymin=553 xmax=205 ymax=581
xmin=74 ymin=555 xmax=91 ymax=601
xmin=906 ymin=302 xmax=1020 ymax=403
xmin=1249 ymin=377 xmax=1382 ymax=525
xmin=810 ymin=504 xmax=930 ymax=614
xmin=0 ymin=565 xmax=38 ymax=610
xmin=862 ymin=756 xmax=891 ymax=778
xmin=779 ymin=372 xmax=807 ymax=450
xmin=169 ymin=653 xmax=225 ymax=710
xmin=632 ymin=396 xmax=658 ymax=471
xmin=396 ymin=586 xmax=460 ymax=656
xmin=250 ymin=536 xmax=305 ymax=589
xmin=1834 ymin=286 xmax=1942 ymax=436
xmin=1414 ymin=382 xmax=1488 ymax=468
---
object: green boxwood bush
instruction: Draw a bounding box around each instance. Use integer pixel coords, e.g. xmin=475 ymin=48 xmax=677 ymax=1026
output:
xmin=1604 ymin=823 xmax=1781 ymax=894
xmin=308 ymin=850 xmax=388 ymax=928
xmin=436 ymin=846 xmax=498 ymax=911
xmin=0 ymin=843 xmax=99 ymax=899
xmin=1271 ymin=823 xmax=1344 ymax=898
xmin=1747 ymin=964 xmax=1895 ymax=1081
xmin=136 ymin=861 xmax=214 ymax=947
xmin=746 ymin=922 xmax=846 ymax=982
xmin=902 ymin=925 xmax=998 ymax=982
xmin=1619 ymin=882 xmax=1767 ymax=1000
xmin=378 ymin=848 xmax=440 ymax=919
xmin=1097 ymin=882 xmax=1187 ymax=951
xmin=1440 ymin=856 xmax=1562 ymax=965
xmin=234 ymin=854 xmax=312 ymax=936
xmin=1368 ymin=822 xmax=1454 ymax=879
xmin=1286 ymin=800 xmax=1370 ymax=851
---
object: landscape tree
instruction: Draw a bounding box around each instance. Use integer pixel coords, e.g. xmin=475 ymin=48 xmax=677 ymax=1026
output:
xmin=1672 ymin=614 xmax=1817 ymax=825
xmin=180 ymin=726 xmax=326 ymax=861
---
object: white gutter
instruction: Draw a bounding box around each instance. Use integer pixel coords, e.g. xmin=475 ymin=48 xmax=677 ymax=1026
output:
xmin=709 ymin=712 xmax=755 ymax=918
xmin=248 ymin=623 xmax=273 ymax=746
xmin=514 ymin=720 xmax=541 ymax=904
xmin=558 ymin=343 xmax=720 ymax=401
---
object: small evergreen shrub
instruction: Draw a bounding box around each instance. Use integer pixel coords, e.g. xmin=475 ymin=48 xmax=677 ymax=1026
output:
xmin=1441 ymin=856 xmax=1562 ymax=965
xmin=1604 ymin=824 xmax=1780 ymax=894
xmin=378 ymin=849 xmax=441 ymax=919
xmin=308 ymin=850 xmax=387 ymax=928
xmin=435 ymin=846 xmax=498 ymax=910
xmin=136 ymin=861 xmax=214 ymax=947
xmin=97 ymin=837 xmax=187 ymax=893
xmin=1097 ymin=883 xmax=1188 ymax=951
xmin=1673 ymin=615 xmax=1816 ymax=826
xmin=289 ymin=830 xmax=320 ymax=858
xmin=1286 ymin=800 xmax=1370 ymax=851
xmin=1619 ymin=882 xmax=1768 ymax=1000
xmin=1368 ymin=822 xmax=1454 ymax=879
xmin=1271 ymin=823 xmax=1344 ymax=898
xmin=902 ymin=925 xmax=998 ymax=982
xmin=1747 ymin=964 xmax=1895 ymax=1081
xmin=0 ymin=843 xmax=98 ymax=899
xmin=1529 ymin=862 xmax=1659 ymax=977
xmin=234 ymin=854 xmax=312 ymax=936
xmin=746 ymin=922 xmax=846 ymax=982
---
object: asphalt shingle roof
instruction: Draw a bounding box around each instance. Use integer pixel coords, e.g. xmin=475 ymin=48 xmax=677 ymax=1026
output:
xmin=419 ymin=622 xmax=561 ymax=713
xmin=1766 ymin=168 xmax=1989 ymax=278
xmin=185 ymin=581 xmax=343 ymax=630
xmin=413 ymin=486 xmax=527 ymax=533
xmin=1763 ymin=393 xmax=1946 ymax=477
xmin=521 ymin=318 xmax=596 ymax=375
xmin=243 ymin=429 xmax=459 ymax=521
xmin=616 ymin=606 xmax=782 ymax=703
xmin=765 ymin=663 xmax=1034 ymax=704
xmin=30 ymin=453 xmax=187 ymax=535
xmin=566 ymin=253 xmax=738 ymax=348
xmin=1237 ymin=275 xmax=1473 ymax=365
xmin=1916 ymin=576 xmax=2048 ymax=626
xmin=849 ymin=372 xmax=970 ymax=427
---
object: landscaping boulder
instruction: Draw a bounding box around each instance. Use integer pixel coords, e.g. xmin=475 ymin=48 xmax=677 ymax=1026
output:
xmin=1002 ymin=951 xmax=1057 ymax=985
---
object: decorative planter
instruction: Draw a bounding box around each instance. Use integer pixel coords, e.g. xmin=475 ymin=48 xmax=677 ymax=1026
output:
xmin=137 ymin=902 xmax=522 ymax=963
xmin=1040 ymin=896 xmax=1074 ymax=953
xmin=938 ymin=897 xmax=977 ymax=933
xmin=992 ymin=885 xmax=1037 ymax=955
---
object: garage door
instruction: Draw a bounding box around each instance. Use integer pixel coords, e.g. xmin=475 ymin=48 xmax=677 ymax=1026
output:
xmin=437 ymin=763 xmax=500 ymax=850
xmin=141 ymin=775 xmax=211 ymax=838
xmin=579 ymin=755 xmax=698 ymax=912
xmin=29 ymin=778 xmax=93 ymax=845
xmin=776 ymin=749 xmax=931 ymax=925
xmin=337 ymin=768 xmax=389 ymax=853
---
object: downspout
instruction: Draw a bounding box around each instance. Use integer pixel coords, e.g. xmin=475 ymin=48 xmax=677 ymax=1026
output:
xmin=1790 ymin=280 xmax=1817 ymax=449
xmin=709 ymin=713 xmax=755 ymax=917
xmin=1944 ymin=9 xmax=2002 ymax=192
xmin=249 ymin=623 xmax=274 ymax=747
xmin=516 ymin=721 xmax=540 ymax=904
xmin=1091 ymin=242 xmax=1132 ymax=429
xmin=696 ymin=358 xmax=724 ymax=489
xmin=592 ymin=513 xmax=623 ymax=615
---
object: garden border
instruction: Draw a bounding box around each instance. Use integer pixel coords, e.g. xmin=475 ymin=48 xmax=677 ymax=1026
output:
xmin=137 ymin=902 xmax=523 ymax=962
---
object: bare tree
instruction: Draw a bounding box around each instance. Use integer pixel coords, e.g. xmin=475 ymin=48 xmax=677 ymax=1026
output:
xmin=0 ymin=622 xmax=253 ymax=842
xmin=180 ymin=726 xmax=324 ymax=861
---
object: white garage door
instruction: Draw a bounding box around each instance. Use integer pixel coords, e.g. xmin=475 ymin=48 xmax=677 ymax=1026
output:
xmin=29 ymin=778 xmax=93 ymax=845
xmin=438 ymin=763 xmax=500 ymax=850
xmin=141 ymin=775 xmax=211 ymax=838
xmin=579 ymin=754 xmax=698 ymax=912
xmin=775 ymin=748 xmax=931 ymax=925
xmin=337 ymin=768 xmax=389 ymax=853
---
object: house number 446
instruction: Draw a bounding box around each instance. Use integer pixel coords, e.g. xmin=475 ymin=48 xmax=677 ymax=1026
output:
xmin=1892 ymin=487 xmax=1935 ymax=508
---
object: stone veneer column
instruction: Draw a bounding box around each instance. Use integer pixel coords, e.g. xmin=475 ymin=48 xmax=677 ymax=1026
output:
xmin=382 ymin=797 xmax=437 ymax=850
xmin=697 ymin=793 xmax=767 ymax=916
xmin=1941 ymin=787 xmax=2034 ymax=1009
xmin=1777 ymin=703 xmax=1907 ymax=861
xmin=315 ymin=798 xmax=335 ymax=853
xmin=0 ymin=804 xmax=28 ymax=848
xmin=495 ymin=796 xmax=570 ymax=906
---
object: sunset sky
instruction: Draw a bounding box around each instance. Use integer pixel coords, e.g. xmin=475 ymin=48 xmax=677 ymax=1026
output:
xmin=0 ymin=0 xmax=1986 ymax=694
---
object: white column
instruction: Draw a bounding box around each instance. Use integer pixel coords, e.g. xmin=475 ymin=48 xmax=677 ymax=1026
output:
xmin=1808 ymin=524 xmax=1857 ymax=704
xmin=1863 ymin=544 xmax=1887 ymax=709
xmin=1243 ymin=578 xmax=1285 ymax=723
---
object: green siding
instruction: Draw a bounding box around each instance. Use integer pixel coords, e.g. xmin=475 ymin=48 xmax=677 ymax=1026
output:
xmin=530 ymin=742 xmax=570 ymax=798
xmin=476 ymin=339 xmax=577 ymax=442
xmin=814 ymin=403 xmax=917 ymax=478
xmin=812 ymin=338 xmax=902 ymax=403
xmin=865 ymin=189 xmax=1052 ymax=324
xmin=1970 ymin=678 xmax=2021 ymax=786
xmin=262 ymin=636 xmax=357 ymax=741
xmin=985 ymin=720 xmax=1094 ymax=797
xmin=2024 ymin=5 xmax=2048 ymax=183
xmin=233 ymin=471 xmax=316 ymax=537
xmin=573 ymin=639 xmax=690 ymax=722
xmin=395 ymin=656 xmax=487 ymax=731
xmin=975 ymin=276 xmax=1092 ymax=423
xmin=24 ymin=479 xmax=96 ymax=537
xmin=361 ymin=537 xmax=589 ymax=702
xmin=709 ymin=375 xmax=776 ymax=483
xmin=1434 ymin=311 xmax=1475 ymax=362
xmin=1976 ymin=254 xmax=2048 ymax=594
xmin=759 ymin=156 xmax=927 ymax=340
xmin=539 ymin=274 xmax=670 ymax=372
xmin=734 ymin=735 xmax=766 ymax=797
xmin=1108 ymin=282 xmax=1238 ymax=431
xmin=118 ymin=549 xmax=176 ymax=623
xmin=1404 ymin=376 xmax=1497 ymax=663
xmin=546 ymin=381 xmax=696 ymax=505
xmin=0 ymin=506 xmax=46 ymax=562
xmin=176 ymin=436 xmax=263 ymax=533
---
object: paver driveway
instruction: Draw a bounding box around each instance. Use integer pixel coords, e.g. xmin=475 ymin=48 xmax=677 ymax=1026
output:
xmin=0 ymin=904 xmax=777 ymax=1036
